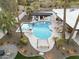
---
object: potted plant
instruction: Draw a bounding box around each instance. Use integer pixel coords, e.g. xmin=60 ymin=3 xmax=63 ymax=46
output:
xmin=54 ymin=37 xmax=66 ymax=49
xmin=20 ymin=36 xmax=28 ymax=45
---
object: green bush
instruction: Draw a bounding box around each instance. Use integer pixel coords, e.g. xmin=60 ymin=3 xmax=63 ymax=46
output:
xmin=15 ymin=52 xmax=44 ymax=59
xmin=20 ymin=36 xmax=28 ymax=45
xmin=56 ymin=38 xmax=65 ymax=48
xmin=66 ymin=56 xmax=79 ymax=59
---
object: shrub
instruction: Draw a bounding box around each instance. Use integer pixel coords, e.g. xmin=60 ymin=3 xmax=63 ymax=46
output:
xmin=20 ymin=36 xmax=28 ymax=45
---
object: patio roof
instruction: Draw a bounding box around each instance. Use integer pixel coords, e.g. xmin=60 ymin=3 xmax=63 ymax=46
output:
xmin=31 ymin=13 xmax=52 ymax=16
xmin=53 ymin=8 xmax=79 ymax=30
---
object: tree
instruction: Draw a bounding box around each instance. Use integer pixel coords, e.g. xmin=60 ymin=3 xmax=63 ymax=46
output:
xmin=0 ymin=0 xmax=17 ymax=15
xmin=0 ymin=0 xmax=23 ymax=38
xmin=25 ymin=0 xmax=40 ymax=20
xmin=31 ymin=1 xmax=40 ymax=11
xmin=62 ymin=0 xmax=67 ymax=39
xmin=16 ymin=0 xmax=23 ymax=38
xmin=17 ymin=0 xmax=26 ymax=5
xmin=26 ymin=7 xmax=33 ymax=20
xmin=0 ymin=10 xmax=16 ymax=35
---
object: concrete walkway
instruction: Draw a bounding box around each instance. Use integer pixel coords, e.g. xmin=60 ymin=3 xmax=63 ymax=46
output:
xmin=0 ymin=30 xmax=7 ymax=39
xmin=0 ymin=44 xmax=17 ymax=59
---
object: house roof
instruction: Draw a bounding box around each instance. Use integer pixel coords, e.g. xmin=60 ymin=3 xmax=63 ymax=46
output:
xmin=31 ymin=13 xmax=52 ymax=16
xmin=53 ymin=8 xmax=79 ymax=30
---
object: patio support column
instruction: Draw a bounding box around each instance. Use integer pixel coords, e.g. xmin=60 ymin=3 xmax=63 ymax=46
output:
xmin=38 ymin=16 xmax=40 ymax=21
xmin=32 ymin=16 xmax=35 ymax=21
xmin=72 ymin=31 xmax=78 ymax=39
xmin=50 ymin=15 xmax=52 ymax=20
xmin=53 ymin=13 xmax=57 ymax=21
xmin=43 ymin=16 xmax=45 ymax=20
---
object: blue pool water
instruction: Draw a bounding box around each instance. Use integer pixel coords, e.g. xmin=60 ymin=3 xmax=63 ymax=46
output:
xmin=16 ymin=21 xmax=52 ymax=39
xmin=16 ymin=23 xmax=32 ymax=32
xmin=33 ymin=21 xmax=52 ymax=39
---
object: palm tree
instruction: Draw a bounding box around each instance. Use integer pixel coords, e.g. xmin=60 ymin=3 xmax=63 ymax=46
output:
xmin=16 ymin=0 xmax=23 ymax=38
xmin=17 ymin=0 xmax=26 ymax=5
xmin=24 ymin=0 xmax=31 ymax=20
xmin=0 ymin=0 xmax=17 ymax=15
xmin=62 ymin=0 xmax=66 ymax=39
xmin=0 ymin=10 xmax=16 ymax=35
xmin=31 ymin=1 xmax=40 ymax=11
xmin=67 ymin=16 xmax=79 ymax=43
xmin=25 ymin=0 xmax=40 ymax=20
xmin=0 ymin=0 xmax=23 ymax=38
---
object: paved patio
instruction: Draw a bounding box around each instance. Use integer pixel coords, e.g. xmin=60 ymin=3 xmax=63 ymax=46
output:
xmin=0 ymin=11 xmax=79 ymax=59
xmin=44 ymin=38 xmax=79 ymax=59
xmin=0 ymin=44 xmax=17 ymax=59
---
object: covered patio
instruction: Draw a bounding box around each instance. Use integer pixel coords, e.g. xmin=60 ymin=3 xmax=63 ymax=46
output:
xmin=31 ymin=12 xmax=52 ymax=21
xmin=53 ymin=8 xmax=79 ymax=45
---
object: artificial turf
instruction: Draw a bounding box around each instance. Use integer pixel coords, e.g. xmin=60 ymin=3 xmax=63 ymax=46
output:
xmin=15 ymin=52 xmax=44 ymax=59
xmin=66 ymin=56 xmax=79 ymax=59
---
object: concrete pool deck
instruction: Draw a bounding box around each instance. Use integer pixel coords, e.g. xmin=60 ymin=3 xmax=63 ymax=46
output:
xmin=24 ymin=31 xmax=55 ymax=52
xmin=1 ymin=10 xmax=79 ymax=59
xmin=16 ymin=12 xmax=63 ymax=52
xmin=23 ymin=13 xmax=64 ymax=52
xmin=23 ymin=18 xmax=55 ymax=52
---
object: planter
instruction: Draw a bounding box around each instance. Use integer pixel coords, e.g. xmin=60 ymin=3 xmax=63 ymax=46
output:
xmin=20 ymin=36 xmax=28 ymax=45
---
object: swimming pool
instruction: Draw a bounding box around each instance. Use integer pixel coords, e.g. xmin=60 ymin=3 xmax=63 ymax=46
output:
xmin=16 ymin=23 xmax=32 ymax=32
xmin=33 ymin=21 xmax=52 ymax=39
xmin=16 ymin=21 xmax=52 ymax=40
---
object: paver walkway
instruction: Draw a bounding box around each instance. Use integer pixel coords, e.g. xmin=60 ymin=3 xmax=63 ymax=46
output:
xmin=44 ymin=51 xmax=55 ymax=59
xmin=0 ymin=44 xmax=17 ymax=59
